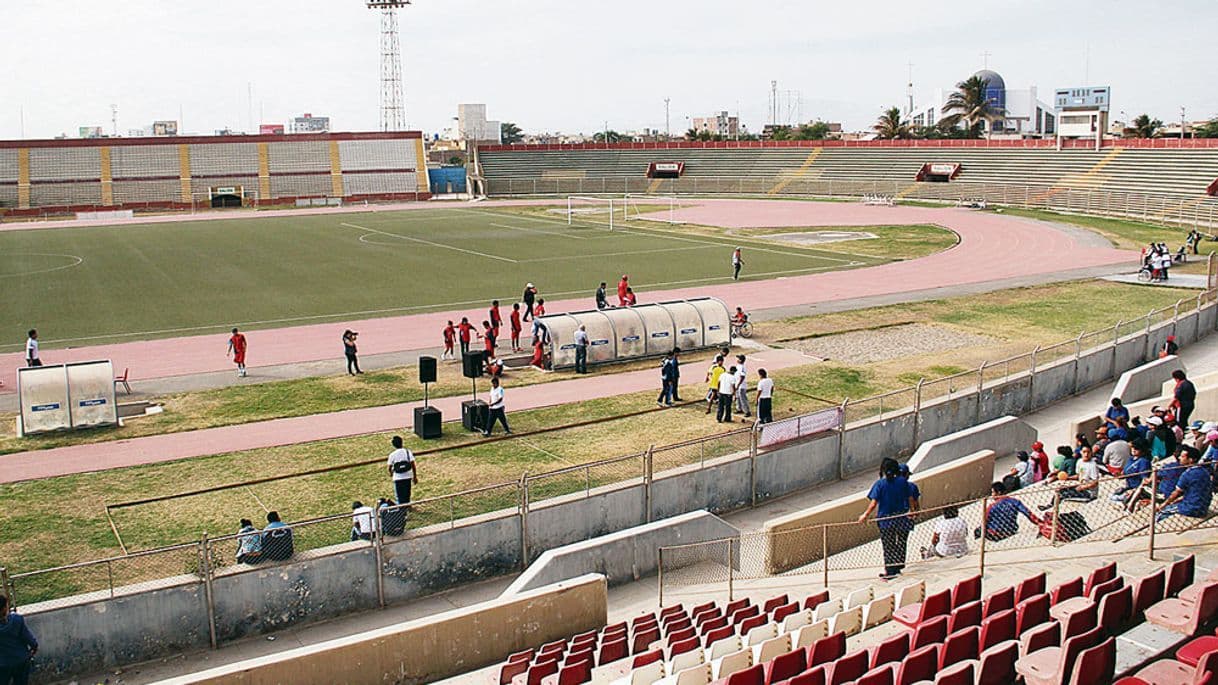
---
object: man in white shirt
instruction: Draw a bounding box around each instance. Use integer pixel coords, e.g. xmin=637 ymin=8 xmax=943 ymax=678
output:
xmin=25 ymin=329 xmax=41 ymax=367
xmin=484 ymin=377 xmax=512 ymax=436
xmin=756 ymin=368 xmax=774 ymax=424
xmin=924 ymin=505 xmax=969 ymax=558
xmin=386 ymin=435 xmax=418 ymax=506
xmin=733 ymin=354 xmax=750 ymax=419
xmin=716 ymin=365 xmax=737 ymax=423
xmin=350 ymin=501 xmax=375 ymax=541
xmin=573 ymin=325 xmax=589 ymax=374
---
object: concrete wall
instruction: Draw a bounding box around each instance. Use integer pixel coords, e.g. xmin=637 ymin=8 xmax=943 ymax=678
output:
xmin=763 ymin=450 xmax=996 ymax=574
xmin=906 ymin=416 xmax=1035 ymax=474
xmin=842 ymin=413 xmax=916 ymax=476
xmin=504 ymin=511 xmax=738 ymax=595
xmin=157 ymin=574 xmax=609 ymax=685
xmin=754 ymin=432 xmax=839 ymax=502
xmin=381 ymin=513 xmax=522 ymax=604
xmin=1112 ymin=356 xmax=1185 ymax=403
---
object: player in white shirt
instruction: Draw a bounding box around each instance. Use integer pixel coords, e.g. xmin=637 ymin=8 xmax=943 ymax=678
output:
xmin=386 ymin=435 xmax=418 ymax=506
xmin=484 ymin=377 xmax=512 ymax=436
xmin=756 ymin=368 xmax=775 ymax=424
xmin=25 ymin=329 xmax=41 ymax=367
xmin=716 ymin=365 xmax=737 ymax=423
xmin=733 ymin=354 xmax=750 ymax=418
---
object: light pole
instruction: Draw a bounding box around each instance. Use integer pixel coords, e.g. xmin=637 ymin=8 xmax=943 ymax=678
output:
xmin=664 ymin=98 xmax=671 ymax=140
xmin=1181 ymin=106 xmax=1187 ymax=140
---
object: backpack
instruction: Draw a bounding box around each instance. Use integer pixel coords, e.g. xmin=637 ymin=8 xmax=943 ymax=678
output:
xmin=1002 ymin=474 xmax=1022 ymax=493
xmin=1038 ymin=511 xmax=1090 ymax=543
xmin=261 ymin=526 xmax=294 ymax=560
xmin=392 ymin=454 xmax=414 ymax=475
xmin=381 ymin=505 xmax=407 ymax=536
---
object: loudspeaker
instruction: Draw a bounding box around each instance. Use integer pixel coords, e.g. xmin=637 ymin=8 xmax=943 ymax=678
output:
xmin=462 ymin=350 xmax=485 ymax=379
xmin=418 ymin=356 xmax=437 ymax=384
xmin=413 ymin=406 xmax=442 ymax=439
xmin=461 ymin=400 xmax=488 ymax=432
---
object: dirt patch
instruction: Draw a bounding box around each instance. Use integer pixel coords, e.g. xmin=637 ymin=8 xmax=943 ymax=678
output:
xmin=765 ymin=230 xmax=878 ymax=245
xmin=785 ymin=323 xmax=1000 ymax=365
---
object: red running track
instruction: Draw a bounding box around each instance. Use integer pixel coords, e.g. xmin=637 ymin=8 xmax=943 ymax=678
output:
xmin=0 ymin=199 xmax=1136 ymax=392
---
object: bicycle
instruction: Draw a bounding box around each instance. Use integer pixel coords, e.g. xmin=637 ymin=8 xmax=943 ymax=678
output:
xmin=731 ymin=320 xmax=753 ymax=338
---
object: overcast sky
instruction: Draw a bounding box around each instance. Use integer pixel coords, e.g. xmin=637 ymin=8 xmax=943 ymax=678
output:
xmin=2 ymin=0 xmax=1216 ymax=139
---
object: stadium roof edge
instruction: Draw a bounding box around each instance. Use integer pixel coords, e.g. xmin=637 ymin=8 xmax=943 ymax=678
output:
xmin=0 ymin=130 xmax=423 ymax=150
xmin=479 ymin=138 xmax=1218 ymax=152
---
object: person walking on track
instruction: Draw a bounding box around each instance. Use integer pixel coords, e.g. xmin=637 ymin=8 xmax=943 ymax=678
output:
xmin=522 ymin=283 xmax=538 ymax=321
xmin=227 ymin=327 xmax=248 ymax=377
xmin=24 ymin=329 xmax=41 ymax=367
xmin=732 ymin=247 xmax=744 ymax=280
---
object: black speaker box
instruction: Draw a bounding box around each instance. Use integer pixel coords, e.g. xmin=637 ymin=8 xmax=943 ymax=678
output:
xmin=413 ymin=406 xmax=442 ymax=439
xmin=462 ymin=350 xmax=485 ymax=379
xmin=461 ymin=400 xmax=488 ymax=432
xmin=418 ymin=355 xmax=437 ymax=384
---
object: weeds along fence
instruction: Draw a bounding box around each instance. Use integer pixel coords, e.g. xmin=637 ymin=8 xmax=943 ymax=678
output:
xmin=3 ymin=286 xmax=1216 ymax=628
xmin=658 ymin=466 xmax=1218 ymax=606
xmin=485 ymin=177 xmax=1218 ymax=231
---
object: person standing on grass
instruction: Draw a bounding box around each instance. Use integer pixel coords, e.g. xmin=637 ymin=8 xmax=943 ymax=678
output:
xmin=24 ymin=329 xmax=40 ymax=367
xmin=617 ymin=275 xmax=630 ymax=306
xmin=657 ymin=351 xmax=675 ymax=407
xmin=488 ymin=300 xmax=502 ymax=340
xmin=522 ymin=283 xmax=537 ymax=321
xmin=457 ymin=317 xmax=475 ymax=356
xmin=717 ymin=365 xmax=738 ymax=423
xmin=442 ymin=321 xmax=456 ymax=361
xmin=705 ymin=355 xmax=726 ymax=415
xmin=596 ymin=282 xmax=609 ymax=310
xmin=227 ymin=327 xmax=248 ymax=377
xmin=732 ymin=247 xmax=744 ymax=280
xmin=343 ymin=330 xmax=362 ymax=375
xmin=756 ymin=368 xmax=774 ymax=424
xmin=573 ymin=325 xmax=589 ymax=374
xmin=670 ymin=348 xmax=683 ymax=401
xmin=859 ymin=459 xmax=918 ymax=579
xmin=0 ymin=594 xmax=37 ymax=685
xmin=386 ymin=435 xmax=417 ymax=508
xmin=484 ymin=377 xmax=512 ymax=436
xmin=733 ymin=354 xmax=751 ymax=419
xmin=510 ymin=304 xmax=523 ymax=352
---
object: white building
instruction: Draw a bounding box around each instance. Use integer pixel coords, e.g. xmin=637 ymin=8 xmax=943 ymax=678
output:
xmin=910 ymin=70 xmax=1056 ymax=137
xmin=692 ymin=112 xmax=740 ymax=137
xmin=291 ymin=113 xmax=330 ymax=134
xmin=456 ymin=104 xmax=501 ymax=144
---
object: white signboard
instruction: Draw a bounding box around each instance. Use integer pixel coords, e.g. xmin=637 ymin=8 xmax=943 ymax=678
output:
xmin=67 ymin=361 xmax=118 ymax=428
xmin=18 ymin=365 xmax=71 ymax=434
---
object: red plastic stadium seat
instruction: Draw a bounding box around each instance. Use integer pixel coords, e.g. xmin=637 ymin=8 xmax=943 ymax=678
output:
xmin=1016 ymin=572 xmax=1048 ymax=605
xmin=771 ymin=602 xmax=799 ymax=625
xmin=631 ymin=628 xmax=660 ymax=656
xmin=661 ymin=603 xmax=685 ymax=620
xmin=725 ymin=664 xmax=764 ymax=685
xmin=632 ymin=614 xmax=658 ymax=632
xmin=1067 ymin=636 xmax=1116 ymax=685
xmin=1128 ymin=645 xmax=1218 ymax=684
xmin=934 ymin=661 xmax=974 ymax=685
xmin=896 ymin=644 xmax=939 ymax=685
xmin=556 ymin=659 xmax=592 ymax=685
xmin=804 ymin=591 xmax=830 ymax=612
xmin=669 ymin=635 xmax=700 ymax=657
xmin=1145 ymin=582 xmax=1218 ymax=636
xmin=1021 ymin=621 xmax=1061 ymax=658
xmin=526 ymin=660 xmax=560 ymax=685
xmin=764 ymin=594 xmax=790 ymax=614
xmin=854 ymin=664 xmax=895 ymax=685
xmin=731 ymin=604 xmax=761 ymax=626
xmin=910 ymin=615 xmax=949 ymax=650
xmin=1016 ymin=593 xmax=1051 ymax=637
xmin=982 ymin=586 xmax=1015 ymax=621
xmin=632 ymin=649 xmax=662 ymax=668
xmin=597 ymin=637 xmax=627 ymax=665
xmin=1060 ymin=602 xmax=1098 ymax=643
xmin=807 ymin=632 xmax=847 ymax=667
xmin=1168 ymin=555 xmax=1197 ymax=598
xmin=1084 ymin=562 xmax=1118 ymax=597
xmin=979 ymin=609 xmax=1016 ymax=652
xmin=1176 ymin=633 xmax=1218 ymax=667
xmin=952 ymin=575 xmax=982 ymax=609
xmin=1050 ymin=577 xmax=1084 ymax=605
xmin=725 ymin=598 xmax=750 ymax=615
xmin=664 ymin=617 xmax=692 ymax=636
xmin=699 ymin=616 xmax=728 ymax=637
xmin=870 ymin=631 xmax=910 ymax=669
xmin=500 ymin=658 xmax=530 ymax=685
xmin=975 ymin=639 xmax=1019 ymax=685
xmin=696 ymin=607 xmax=724 ymax=628
xmin=948 ymin=601 xmax=982 ymax=634
xmin=893 ymin=588 xmax=952 ymax=628
xmin=787 ymin=669 xmax=827 ymax=685
xmin=765 ymin=648 xmax=807 ymax=685
xmin=738 ymin=614 xmax=766 ymax=637
xmin=1133 ymin=569 xmax=1167 ymax=618
xmin=828 ymin=648 xmax=869 ymax=685
xmin=666 ymin=627 xmax=696 ymax=647
xmin=1098 ymin=585 xmax=1134 ymax=635
xmin=1015 ymin=625 xmax=1101 ymax=685
xmin=939 ymin=627 xmax=979 ymax=669
xmin=704 ymin=624 xmax=734 ymax=647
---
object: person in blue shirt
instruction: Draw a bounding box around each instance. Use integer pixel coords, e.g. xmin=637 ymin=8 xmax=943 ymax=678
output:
xmin=1103 ymin=398 xmax=1130 ymax=428
xmin=1111 ymin=439 xmax=1152 ymax=503
xmin=984 ymin=481 xmax=1042 ymax=541
xmin=1156 ymin=447 xmax=1196 ymax=501
xmin=260 ymin=510 xmax=294 ymax=561
xmin=858 ymin=459 xmax=919 ymax=579
xmin=1157 ymin=447 xmax=1214 ymax=522
xmin=235 ymin=518 xmax=262 ymax=565
xmin=0 ymin=594 xmax=37 ymax=685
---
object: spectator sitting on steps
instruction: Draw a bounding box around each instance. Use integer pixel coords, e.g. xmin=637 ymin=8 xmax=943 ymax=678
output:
xmin=260 ymin=511 xmax=294 ymax=561
xmin=235 ymin=518 xmax=262 ymax=565
xmin=978 ymin=481 xmax=1041 ymax=542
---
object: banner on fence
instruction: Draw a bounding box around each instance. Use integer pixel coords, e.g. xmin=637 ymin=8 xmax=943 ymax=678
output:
xmin=758 ymin=407 xmax=843 ymax=448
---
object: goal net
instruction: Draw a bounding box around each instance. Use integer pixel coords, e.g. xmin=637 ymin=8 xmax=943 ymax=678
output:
xmin=622 ymin=193 xmax=686 ymax=224
xmin=565 ymin=196 xmax=616 ymax=230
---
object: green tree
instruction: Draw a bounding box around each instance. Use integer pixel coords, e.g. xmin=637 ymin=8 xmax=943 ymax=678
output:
xmin=796 ymin=121 xmax=832 ymax=140
xmin=593 ymin=130 xmax=625 ymax=143
xmin=873 ymin=107 xmax=911 ymax=140
xmin=769 ymin=126 xmax=792 ymax=141
xmin=1196 ymin=117 xmax=1218 ymax=138
xmin=684 ymin=127 xmax=700 ymax=141
xmin=499 ymin=122 xmax=523 ymax=145
xmin=941 ymin=75 xmax=1003 ymax=138
xmin=1129 ymin=114 xmax=1164 ymax=138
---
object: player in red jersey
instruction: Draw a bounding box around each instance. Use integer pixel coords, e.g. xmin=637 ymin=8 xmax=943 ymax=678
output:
xmin=617 ymin=275 xmax=629 ymax=306
xmin=482 ymin=321 xmax=496 ymax=354
xmin=442 ymin=321 xmax=456 ymax=360
xmin=533 ymin=298 xmax=546 ymax=317
xmin=489 ymin=300 xmax=502 ymax=339
xmin=624 ymin=288 xmax=637 ymax=306
xmin=457 ymin=317 xmax=475 ymax=355
xmin=510 ymin=303 xmax=523 ymax=352
xmin=227 ymin=327 xmax=247 ymax=377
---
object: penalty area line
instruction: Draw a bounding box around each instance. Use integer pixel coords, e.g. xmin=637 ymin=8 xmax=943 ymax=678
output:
xmin=339 ymin=222 xmax=518 ymax=263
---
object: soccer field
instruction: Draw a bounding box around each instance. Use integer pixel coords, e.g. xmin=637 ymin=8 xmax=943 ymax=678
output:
xmin=0 ymin=205 xmax=895 ymax=351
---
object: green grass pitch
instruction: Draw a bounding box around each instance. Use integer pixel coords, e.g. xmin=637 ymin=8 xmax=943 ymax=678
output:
xmin=0 ymin=206 xmax=890 ymax=351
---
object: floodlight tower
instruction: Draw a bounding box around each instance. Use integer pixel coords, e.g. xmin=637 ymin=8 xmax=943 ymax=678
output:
xmin=366 ymin=0 xmax=410 ymax=131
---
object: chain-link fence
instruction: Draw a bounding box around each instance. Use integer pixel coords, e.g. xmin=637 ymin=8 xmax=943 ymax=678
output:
xmin=8 ymin=542 xmax=203 ymax=611
xmin=525 ymin=453 xmax=647 ymax=505
xmin=651 ymin=428 xmax=753 ymax=474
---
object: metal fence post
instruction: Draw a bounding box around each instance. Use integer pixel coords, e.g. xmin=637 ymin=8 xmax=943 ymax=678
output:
xmin=912 ymin=379 xmax=924 ymax=452
xmin=1148 ymin=468 xmax=1158 ymax=561
xmin=1073 ymin=332 xmax=1084 ymax=394
xmin=979 ymin=496 xmax=989 ymax=576
xmin=199 ymin=535 xmax=218 ymax=650
xmin=372 ymin=509 xmax=386 ymax=609
xmin=518 ymin=473 xmax=530 ymax=569
xmin=1028 ymin=346 xmax=1039 ymax=413
xmin=837 ymin=399 xmax=849 ymax=481
xmin=1112 ymin=322 xmax=1122 ymax=379
xmin=821 ymin=525 xmax=829 ymax=591
xmin=1173 ymin=300 xmax=1182 ymax=335
xmin=645 ymin=446 xmax=655 ymax=524
xmin=975 ymin=362 xmax=986 ymax=424
xmin=727 ymin=538 xmax=735 ymax=601
xmin=1144 ymin=311 xmax=1154 ymax=361
xmin=1049 ymin=493 xmax=1062 ymax=548
xmin=749 ymin=430 xmax=759 ymax=508
xmin=657 ymin=548 xmax=664 ymax=609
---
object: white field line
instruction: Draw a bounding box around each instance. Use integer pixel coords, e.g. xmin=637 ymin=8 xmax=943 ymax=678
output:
xmin=517 ymin=245 xmax=718 ymax=263
xmin=339 ymin=222 xmax=518 ymax=264
xmin=487 ymin=222 xmax=589 ymax=240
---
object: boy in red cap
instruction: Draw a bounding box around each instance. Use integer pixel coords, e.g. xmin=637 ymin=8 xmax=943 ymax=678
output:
xmin=1030 ymin=441 xmax=1050 ymax=483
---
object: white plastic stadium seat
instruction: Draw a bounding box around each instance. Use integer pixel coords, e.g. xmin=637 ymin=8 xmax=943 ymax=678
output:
xmin=712 ymin=649 xmax=753 ymax=679
xmin=669 ymin=645 xmax=704 ymax=674
xmin=753 ymin=633 xmax=792 ymax=664
xmin=863 ymin=594 xmax=895 ymax=629
xmin=706 ymin=634 xmax=742 ymax=661
xmin=814 ymin=597 xmax=844 ymax=622
xmin=829 ymin=606 xmax=863 ymax=637
xmin=744 ymin=622 xmax=778 ymax=647
xmin=795 ymin=619 xmax=829 ymax=648
xmin=846 ymin=586 xmax=874 ymax=610
xmin=782 ymin=608 xmax=813 ymax=633
xmin=673 ymin=664 xmax=712 ymax=685
xmin=896 ymin=581 xmax=927 ymax=608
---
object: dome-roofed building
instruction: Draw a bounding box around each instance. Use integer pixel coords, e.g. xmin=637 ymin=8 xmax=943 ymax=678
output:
xmin=909 ymin=67 xmax=1055 ymax=138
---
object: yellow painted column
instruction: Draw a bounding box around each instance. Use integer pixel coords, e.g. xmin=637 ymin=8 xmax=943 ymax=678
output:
xmin=17 ymin=148 xmax=30 ymax=209
xmin=257 ymin=143 xmax=272 ymax=200
xmin=329 ymin=140 xmax=344 ymax=198
xmin=414 ymin=138 xmax=429 ymax=196
xmin=99 ymin=146 xmax=114 ymax=206
xmin=178 ymin=144 xmax=192 ymax=203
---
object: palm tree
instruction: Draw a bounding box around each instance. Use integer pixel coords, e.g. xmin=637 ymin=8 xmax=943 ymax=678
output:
xmin=499 ymin=122 xmax=523 ymax=145
xmin=940 ymin=75 xmax=1003 ymax=138
xmin=1197 ymin=117 xmax=1218 ymax=139
xmin=1130 ymin=114 xmax=1164 ymax=139
xmin=684 ymin=127 xmax=699 ymax=141
xmin=873 ymin=107 xmax=910 ymax=140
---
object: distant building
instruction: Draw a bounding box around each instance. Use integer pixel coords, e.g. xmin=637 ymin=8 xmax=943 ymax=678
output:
xmin=692 ymin=112 xmax=740 ymax=137
xmin=152 ymin=120 xmax=179 ymax=136
xmin=456 ymin=104 xmax=501 ymax=144
xmin=260 ymin=124 xmax=286 ymax=135
xmin=291 ymin=113 xmax=330 ymax=134
xmin=910 ymin=69 xmax=1056 ymax=137
xmin=78 ymin=126 xmax=104 ymax=139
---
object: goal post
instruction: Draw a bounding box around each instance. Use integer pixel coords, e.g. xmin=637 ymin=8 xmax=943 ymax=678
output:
xmin=566 ymin=196 xmax=615 ymax=230
xmin=622 ymin=193 xmax=685 ymax=225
